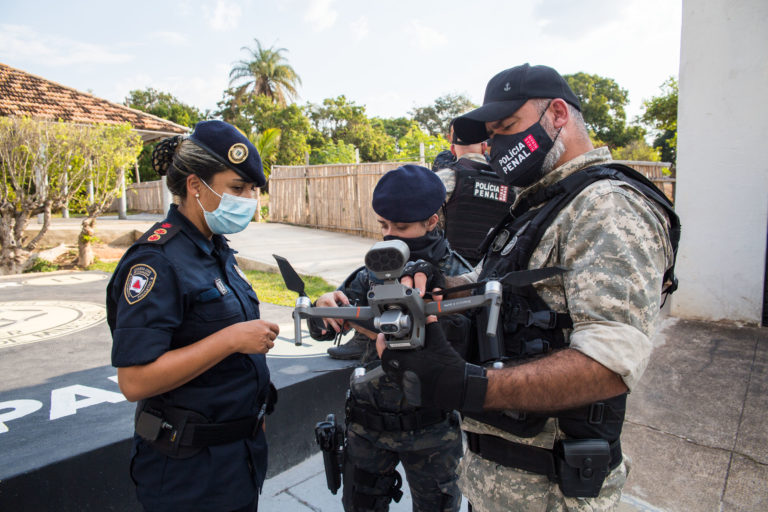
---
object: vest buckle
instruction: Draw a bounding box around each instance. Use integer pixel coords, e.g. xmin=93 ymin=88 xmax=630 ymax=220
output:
xmin=527 ymin=310 xmax=558 ymax=329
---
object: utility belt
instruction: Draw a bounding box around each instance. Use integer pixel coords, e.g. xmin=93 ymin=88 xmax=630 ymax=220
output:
xmin=346 ymin=398 xmax=452 ymax=432
xmin=135 ymin=400 xmax=267 ymax=459
xmin=467 ymin=432 xmax=622 ymax=498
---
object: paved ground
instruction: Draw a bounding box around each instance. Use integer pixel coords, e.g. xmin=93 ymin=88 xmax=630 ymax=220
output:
xmin=9 ymin=215 xmax=768 ymax=511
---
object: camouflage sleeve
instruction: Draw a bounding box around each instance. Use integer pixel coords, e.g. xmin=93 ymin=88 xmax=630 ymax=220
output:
xmin=435 ymin=168 xmax=456 ymax=199
xmin=556 ymin=180 xmax=673 ymax=390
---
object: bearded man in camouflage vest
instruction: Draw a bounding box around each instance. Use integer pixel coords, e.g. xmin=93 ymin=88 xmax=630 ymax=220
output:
xmin=377 ymin=64 xmax=679 ymax=512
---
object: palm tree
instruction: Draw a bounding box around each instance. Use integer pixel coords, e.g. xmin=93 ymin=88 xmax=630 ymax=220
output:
xmin=249 ymin=127 xmax=281 ymax=180
xmin=229 ymin=39 xmax=301 ymax=107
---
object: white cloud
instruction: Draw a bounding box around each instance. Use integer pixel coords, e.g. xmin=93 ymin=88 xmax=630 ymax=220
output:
xmin=407 ymin=20 xmax=448 ymax=51
xmin=350 ymin=15 xmax=369 ymax=40
xmin=304 ymin=0 xmax=338 ymax=32
xmin=0 ymin=24 xmax=133 ymax=66
xmin=149 ymin=31 xmax=189 ymax=46
xmin=209 ymin=0 xmax=242 ymax=31
xmin=110 ymin=63 xmax=231 ymax=113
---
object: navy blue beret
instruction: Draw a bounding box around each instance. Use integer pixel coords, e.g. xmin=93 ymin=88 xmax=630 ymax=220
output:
xmin=189 ymin=120 xmax=265 ymax=187
xmin=372 ymin=165 xmax=446 ymax=222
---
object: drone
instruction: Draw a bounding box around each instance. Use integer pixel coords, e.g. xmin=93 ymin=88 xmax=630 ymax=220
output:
xmin=273 ymin=239 xmax=564 ymax=356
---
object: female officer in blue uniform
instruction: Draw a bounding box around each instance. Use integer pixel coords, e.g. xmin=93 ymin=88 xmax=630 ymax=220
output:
xmin=107 ymin=120 xmax=279 ymax=512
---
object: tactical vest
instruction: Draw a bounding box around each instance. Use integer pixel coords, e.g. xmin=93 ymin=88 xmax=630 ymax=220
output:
xmin=443 ymin=158 xmax=515 ymax=265
xmin=467 ymin=163 xmax=680 ymax=442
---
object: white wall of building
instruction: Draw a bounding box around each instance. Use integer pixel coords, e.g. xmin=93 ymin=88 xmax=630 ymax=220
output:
xmin=672 ymin=0 xmax=768 ymax=324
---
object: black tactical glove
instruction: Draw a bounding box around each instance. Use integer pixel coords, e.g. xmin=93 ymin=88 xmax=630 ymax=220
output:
xmin=381 ymin=322 xmax=488 ymax=412
xmin=400 ymin=259 xmax=446 ymax=292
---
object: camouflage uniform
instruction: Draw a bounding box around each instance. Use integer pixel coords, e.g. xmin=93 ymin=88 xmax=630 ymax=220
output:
xmin=314 ymin=237 xmax=472 ymax=512
xmin=457 ymin=147 xmax=675 ymax=511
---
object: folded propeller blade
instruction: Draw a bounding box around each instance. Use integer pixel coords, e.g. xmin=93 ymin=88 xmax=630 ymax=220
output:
xmin=273 ymin=254 xmax=306 ymax=297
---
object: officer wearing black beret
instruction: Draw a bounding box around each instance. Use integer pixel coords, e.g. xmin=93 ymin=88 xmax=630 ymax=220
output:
xmin=107 ymin=120 xmax=279 ymax=511
xmin=311 ymin=164 xmax=473 ymax=511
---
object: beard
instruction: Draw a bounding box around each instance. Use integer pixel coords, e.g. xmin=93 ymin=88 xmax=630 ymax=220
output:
xmin=540 ymin=116 xmax=566 ymax=175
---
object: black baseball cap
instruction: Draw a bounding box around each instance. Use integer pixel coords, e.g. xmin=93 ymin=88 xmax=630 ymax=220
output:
xmin=454 ymin=64 xmax=581 ymax=144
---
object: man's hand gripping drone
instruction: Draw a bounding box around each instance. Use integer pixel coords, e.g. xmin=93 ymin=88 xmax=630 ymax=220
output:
xmin=273 ymin=239 xmax=503 ymax=351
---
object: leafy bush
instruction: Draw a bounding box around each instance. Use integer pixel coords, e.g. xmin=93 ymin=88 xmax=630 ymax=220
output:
xmin=24 ymin=258 xmax=59 ymax=273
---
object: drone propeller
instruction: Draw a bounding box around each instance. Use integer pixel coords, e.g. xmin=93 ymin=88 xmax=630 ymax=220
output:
xmin=273 ymin=254 xmax=306 ymax=297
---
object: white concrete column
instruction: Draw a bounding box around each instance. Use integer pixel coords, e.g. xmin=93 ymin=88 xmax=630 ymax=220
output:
xmin=672 ymin=0 xmax=768 ymax=324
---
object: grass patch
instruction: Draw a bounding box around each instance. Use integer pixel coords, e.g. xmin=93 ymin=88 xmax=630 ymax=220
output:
xmin=243 ymin=269 xmax=335 ymax=306
xmin=77 ymin=261 xmax=334 ymax=306
xmin=87 ymin=259 xmax=119 ymax=273
xmin=24 ymin=258 xmax=59 ymax=273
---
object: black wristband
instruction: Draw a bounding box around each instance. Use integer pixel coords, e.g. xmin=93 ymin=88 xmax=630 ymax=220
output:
xmin=461 ymin=364 xmax=488 ymax=413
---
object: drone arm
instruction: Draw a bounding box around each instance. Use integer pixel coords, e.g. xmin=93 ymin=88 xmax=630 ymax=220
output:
xmin=298 ymin=306 xmax=376 ymax=322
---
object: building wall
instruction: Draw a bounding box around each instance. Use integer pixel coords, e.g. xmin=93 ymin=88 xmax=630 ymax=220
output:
xmin=672 ymin=0 xmax=768 ymax=324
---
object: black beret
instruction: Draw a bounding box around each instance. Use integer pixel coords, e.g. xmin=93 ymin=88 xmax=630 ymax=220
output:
xmin=189 ymin=120 xmax=265 ymax=186
xmin=372 ymin=165 xmax=446 ymax=222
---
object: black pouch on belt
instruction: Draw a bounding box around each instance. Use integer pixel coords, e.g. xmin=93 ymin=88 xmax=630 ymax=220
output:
xmin=135 ymin=405 xmax=208 ymax=459
xmin=555 ymin=439 xmax=611 ymax=498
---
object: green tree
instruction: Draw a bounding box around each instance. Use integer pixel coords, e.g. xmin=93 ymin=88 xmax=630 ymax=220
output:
xmin=0 ymin=118 xmax=141 ymax=273
xmin=306 ymin=96 xmax=395 ymax=162
xmin=67 ymin=123 xmax=143 ymax=267
xmin=373 ymin=117 xmax=416 ymax=142
xmin=310 ymin=139 xmax=357 ymax=164
xmin=249 ymin=127 xmax=281 ymax=180
xmin=218 ymin=93 xmax=313 ymax=165
xmin=611 ymin=139 xmax=661 ymax=162
xmin=124 ymin=88 xmax=206 ymax=128
xmin=564 ymin=73 xmax=645 ymax=149
xmin=396 ymin=125 xmax=445 ymax=164
xmin=410 ymin=93 xmax=477 ymax=137
xmin=640 ymin=77 xmax=678 ymax=164
xmin=124 ymin=88 xmax=203 ymax=183
xmin=229 ymin=39 xmax=301 ymax=107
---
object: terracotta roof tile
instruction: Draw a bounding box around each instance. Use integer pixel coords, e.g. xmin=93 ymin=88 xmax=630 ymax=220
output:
xmin=0 ymin=62 xmax=188 ymax=135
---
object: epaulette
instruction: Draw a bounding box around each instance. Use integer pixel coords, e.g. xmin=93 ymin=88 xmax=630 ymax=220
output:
xmin=135 ymin=221 xmax=181 ymax=245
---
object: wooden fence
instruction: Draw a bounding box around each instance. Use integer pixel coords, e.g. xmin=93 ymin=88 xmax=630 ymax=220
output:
xmin=270 ymin=160 xmax=675 ymax=239
xmin=116 ymin=161 xmax=674 ymax=236
xmin=613 ymin=160 xmax=675 ymax=202
xmin=107 ymin=180 xmax=165 ymax=213
xmin=269 ymin=162 xmax=417 ymax=239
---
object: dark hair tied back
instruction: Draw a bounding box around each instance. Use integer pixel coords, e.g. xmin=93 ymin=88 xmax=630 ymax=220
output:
xmin=151 ymin=136 xmax=184 ymax=177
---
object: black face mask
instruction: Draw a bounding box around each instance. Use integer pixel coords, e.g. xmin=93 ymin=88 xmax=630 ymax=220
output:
xmin=489 ymin=105 xmax=559 ymax=188
xmin=383 ymin=228 xmax=448 ymax=266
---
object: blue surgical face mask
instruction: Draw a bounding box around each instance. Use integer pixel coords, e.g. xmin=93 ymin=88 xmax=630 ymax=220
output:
xmin=197 ymin=179 xmax=258 ymax=234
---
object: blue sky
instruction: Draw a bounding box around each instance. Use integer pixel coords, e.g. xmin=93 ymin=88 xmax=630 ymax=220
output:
xmin=1 ymin=0 xmax=681 ymax=122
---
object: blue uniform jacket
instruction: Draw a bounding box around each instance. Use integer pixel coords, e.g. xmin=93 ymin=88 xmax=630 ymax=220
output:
xmin=107 ymin=205 xmax=269 ymax=511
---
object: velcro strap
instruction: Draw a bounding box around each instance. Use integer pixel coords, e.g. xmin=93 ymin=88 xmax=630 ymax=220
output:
xmin=467 ymin=432 xmax=558 ymax=481
xmin=557 ymin=401 xmax=625 ymax=425
xmin=180 ymin=415 xmax=263 ymax=447
xmin=348 ymin=404 xmax=448 ymax=432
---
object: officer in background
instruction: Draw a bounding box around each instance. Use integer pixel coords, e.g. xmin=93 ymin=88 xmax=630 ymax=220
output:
xmin=311 ymin=165 xmax=473 ymax=511
xmin=436 ymin=119 xmax=515 ymax=266
xmin=377 ymin=64 xmax=679 ymax=511
xmin=107 ymin=121 xmax=279 ymax=511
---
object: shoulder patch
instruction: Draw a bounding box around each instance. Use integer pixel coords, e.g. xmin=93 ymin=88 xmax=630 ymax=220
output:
xmin=123 ymin=264 xmax=157 ymax=305
xmin=136 ymin=222 xmax=181 ymax=245
xmin=234 ymin=264 xmax=251 ymax=285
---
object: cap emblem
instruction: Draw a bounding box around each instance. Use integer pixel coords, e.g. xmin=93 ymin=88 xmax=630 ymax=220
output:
xmin=503 ymin=82 xmax=511 ymax=92
xmin=228 ymin=143 xmax=249 ymax=164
